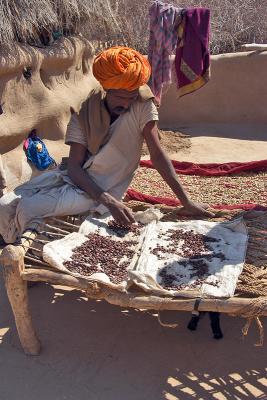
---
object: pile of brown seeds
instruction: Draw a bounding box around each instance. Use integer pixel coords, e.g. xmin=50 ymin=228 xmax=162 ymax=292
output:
xmin=64 ymin=233 xmax=137 ymax=284
xmin=107 ymin=220 xmax=141 ymax=238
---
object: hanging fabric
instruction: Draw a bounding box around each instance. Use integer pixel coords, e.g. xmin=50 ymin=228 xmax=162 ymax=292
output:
xmin=148 ymin=1 xmax=211 ymax=102
xmin=175 ymin=8 xmax=211 ymax=97
xmin=148 ymin=0 xmax=182 ymax=103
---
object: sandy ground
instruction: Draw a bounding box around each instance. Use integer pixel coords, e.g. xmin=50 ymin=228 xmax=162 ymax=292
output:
xmin=143 ymin=126 xmax=267 ymax=163
xmin=1 ymin=129 xmax=267 ymax=400
xmin=170 ymin=136 xmax=267 ymax=163
xmin=1 ymin=280 xmax=267 ymax=400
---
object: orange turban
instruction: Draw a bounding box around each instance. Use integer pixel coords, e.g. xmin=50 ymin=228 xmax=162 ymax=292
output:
xmin=92 ymin=46 xmax=151 ymax=91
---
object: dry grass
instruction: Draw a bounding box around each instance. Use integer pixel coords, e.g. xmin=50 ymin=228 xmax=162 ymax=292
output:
xmin=0 ymin=0 xmax=266 ymax=53
xmin=87 ymin=0 xmax=267 ymax=54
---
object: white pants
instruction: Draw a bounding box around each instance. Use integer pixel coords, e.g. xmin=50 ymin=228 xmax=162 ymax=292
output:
xmin=0 ymin=170 xmax=95 ymax=243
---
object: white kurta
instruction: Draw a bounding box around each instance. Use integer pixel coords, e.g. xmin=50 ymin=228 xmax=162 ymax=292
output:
xmin=0 ymin=99 xmax=158 ymax=243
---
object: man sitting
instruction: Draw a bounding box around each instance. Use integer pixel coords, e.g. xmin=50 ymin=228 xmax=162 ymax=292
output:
xmin=0 ymin=46 xmax=213 ymax=244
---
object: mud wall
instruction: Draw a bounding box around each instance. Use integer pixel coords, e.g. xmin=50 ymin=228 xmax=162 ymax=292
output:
xmin=0 ymin=37 xmax=95 ymax=193
xmin=159 ymin=51 xmax=267 ymax=129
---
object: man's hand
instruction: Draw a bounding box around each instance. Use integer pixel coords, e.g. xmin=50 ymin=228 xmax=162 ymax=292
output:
xmin=143 ymin=123 xmax=216 ymax=219
xmin=181 ymin=200 xmax=215 ymax=218
xmin=99 ymin=193 xmax=135 ymax=226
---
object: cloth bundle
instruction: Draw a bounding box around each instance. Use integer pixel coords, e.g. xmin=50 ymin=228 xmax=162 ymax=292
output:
xmin=23 ymin=130 xmax=55 ymax=171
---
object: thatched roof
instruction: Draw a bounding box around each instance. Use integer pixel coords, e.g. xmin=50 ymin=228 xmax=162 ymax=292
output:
xmin=0 ymin=0 xmax=115 ymax=46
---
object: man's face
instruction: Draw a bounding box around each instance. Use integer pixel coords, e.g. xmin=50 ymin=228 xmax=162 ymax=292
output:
xmin=105 ymin=89 xmax=139 ymax=115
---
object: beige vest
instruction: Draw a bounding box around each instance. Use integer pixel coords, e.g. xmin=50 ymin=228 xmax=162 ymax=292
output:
xmin=76 ymin=85 xmax=155 ymax=155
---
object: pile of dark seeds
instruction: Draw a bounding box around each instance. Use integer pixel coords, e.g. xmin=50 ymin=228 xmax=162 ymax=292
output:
xmin=152 ymin=229 xmax=223 ymax=258
xmin=159 ymin=267 xmax=190 ymax=290
xmin=107 ymin=220 xmax=141 ymax=238
xmin=155 ymin=229 xmax=226 ymax=290
xmin=159 ymin=266 xmax=219 ymax=290
xmin=64 ymin=232 xmax=138 ymax=284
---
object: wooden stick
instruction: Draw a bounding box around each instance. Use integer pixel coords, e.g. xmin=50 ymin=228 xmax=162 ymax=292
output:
xmin=21 ymin=269 xmax=267 ymax=316
xmin=0 ymin=246 xmax=41 ymax=355
xmin=24 ymin=237 xmax=49 ymax=245
xmin=43 ymin=223 xmax=69 ymax=235
xmin=29 ymin=247 xmax=41 ymax=253
xmin=50 ymin=217 xmax=79 ymax=230
xmin=39 ymin=231 xmax=65 ymax=238
xmin=22 ymin=268 xmax=89 ymax=290
xmin=25 ymin=263 xmax=51 ymax=270
xmin=24 ymin=255 xmax=50 ymax=267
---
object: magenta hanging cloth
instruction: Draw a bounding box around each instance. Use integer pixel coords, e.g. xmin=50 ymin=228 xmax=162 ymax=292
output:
xmin=175 ymin=8 xmax=211 ymax=97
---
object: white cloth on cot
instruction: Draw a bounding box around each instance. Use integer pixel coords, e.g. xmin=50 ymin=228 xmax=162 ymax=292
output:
xmin=43 ymin=214 xmax=248 ymax=298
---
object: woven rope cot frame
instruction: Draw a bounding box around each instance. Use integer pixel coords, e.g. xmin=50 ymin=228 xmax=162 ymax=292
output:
xmin=0 ymin=209 xmax=267 ymax=355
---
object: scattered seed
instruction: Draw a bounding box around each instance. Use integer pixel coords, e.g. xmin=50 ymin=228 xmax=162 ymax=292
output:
xmin=64 ymin=232 xmax=138 ymax=284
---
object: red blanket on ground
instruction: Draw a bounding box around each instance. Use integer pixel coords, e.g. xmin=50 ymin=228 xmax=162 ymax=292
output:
xmin=127 ymin=160 xmax=267 ymax=211
xmin=140 ymin=159 xmax=267 ymax=176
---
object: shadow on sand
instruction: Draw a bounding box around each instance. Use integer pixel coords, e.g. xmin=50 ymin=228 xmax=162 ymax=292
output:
xmin=0 ymin=278 xmax=267 ymax=400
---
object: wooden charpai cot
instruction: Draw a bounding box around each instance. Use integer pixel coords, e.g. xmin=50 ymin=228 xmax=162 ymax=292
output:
xmin=0 ymin=204 xmax=267 ymax=355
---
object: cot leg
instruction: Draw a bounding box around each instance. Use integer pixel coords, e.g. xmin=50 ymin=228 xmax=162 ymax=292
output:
xmin=187 ymin=311 xmax=206 ymax=331
xmin=1 ymin=245 xmax=41 ymax=355
xmin=209 ymin=312 xmax=223 ymax=339
xmin=187 ymin=314 xmax=200 ymax=331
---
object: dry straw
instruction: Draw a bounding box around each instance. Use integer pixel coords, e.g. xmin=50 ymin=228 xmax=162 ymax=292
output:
xmin=0 ymin=0 xmax=266 ymax=53
xmin=0 ymin=0 xmax=114 ymax=46
xmin=85 ymin=0 xmax=267 ymax=54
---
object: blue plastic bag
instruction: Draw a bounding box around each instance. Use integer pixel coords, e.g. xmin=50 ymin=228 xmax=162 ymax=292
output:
xmin=23 ymin=130 xmax=56 ymax=171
